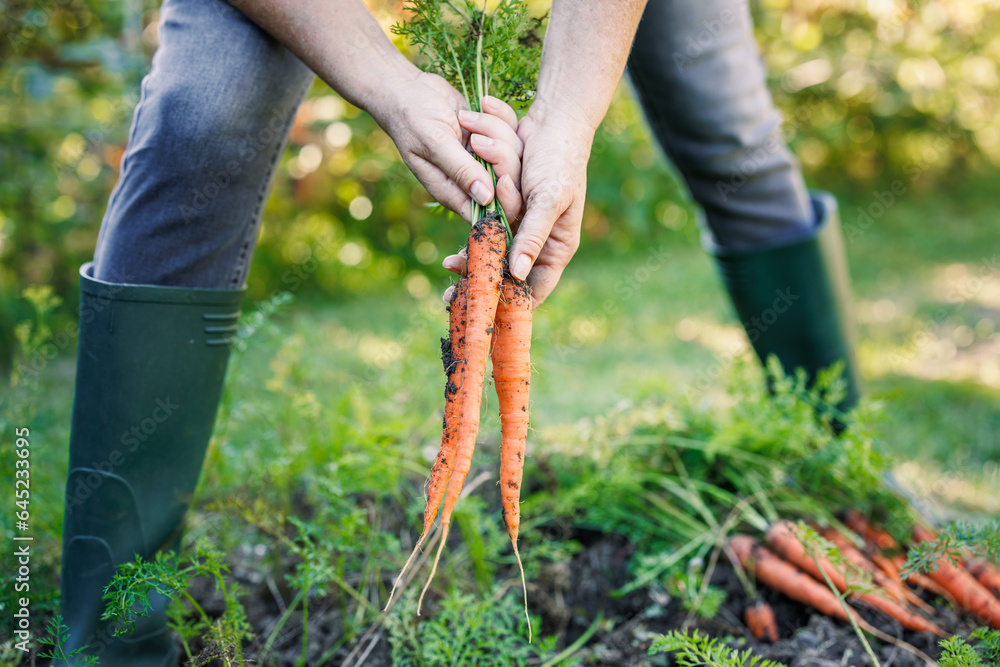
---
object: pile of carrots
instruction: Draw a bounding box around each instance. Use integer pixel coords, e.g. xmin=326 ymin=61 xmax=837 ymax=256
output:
xmin=385 ymin=212 xmax=534 ymax=637
xmin=730 ymin=513 xmax=1000 ymax=643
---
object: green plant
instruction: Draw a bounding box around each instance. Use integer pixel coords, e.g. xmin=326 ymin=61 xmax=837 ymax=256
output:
xmin=537 ymin=358 xmax=913 ymax=604
xmin=938 ymin=628 xmax=1000 ymax=667
xmin=794 ymin=522 xmax=881 ymax=667
xmin=100 ymin=541 xmax=252 ymax=666
xmin=392 ymin=0 xmax=544 ymax=239
xmin=385 ymin=589 xmax=548 ymax=666
xmin=902 ymin=520 xmax=1000 ymax=577
xmin=37 ymin=614 xmax=99 ymax=666
xmin=648 ymin=629 xmax=782 ymax=667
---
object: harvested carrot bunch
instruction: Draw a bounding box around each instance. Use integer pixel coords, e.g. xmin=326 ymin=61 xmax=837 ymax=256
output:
xmin=383 ymin=0 xmax=542 ymax=637
xmin=385 ymin=215 xmax=534 ymax=638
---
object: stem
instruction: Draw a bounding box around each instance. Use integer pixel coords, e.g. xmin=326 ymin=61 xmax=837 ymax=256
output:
xmin=538 ymin=612 xmax=603 ymax=667
xmin=263 ymin=588 xmax=304 ymax=655
xmin=297 ymin=583 xmax=310 ymax=667
xmin=812 ymin=555 xmax=881 ymax=667
xmin=181 ymin=589 xmax=211 ymax=628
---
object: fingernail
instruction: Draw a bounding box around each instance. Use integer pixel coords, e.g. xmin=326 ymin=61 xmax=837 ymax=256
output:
xmin=458 ymin=109 xmax=475 ymax=122
xmin=512 ymin=254 xmax=532 ymax=280
xmin=471 ymin=134 xmax=494 ymax=148
xmin=471 ymin=181 xmax=492 ymax=206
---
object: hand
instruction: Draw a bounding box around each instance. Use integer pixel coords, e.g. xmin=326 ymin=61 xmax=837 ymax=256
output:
xmin=507 ymin=105 xmax=595 ymax=308
xmin=457 ymin=96 xmax=524 ymax=223
xmin=440 ymin=96 xmax=526 ymax=285
xmin=372 ymin=71 xmax=499 ymax=222
xmin=441 ymin=103 xmax=594 ymax=307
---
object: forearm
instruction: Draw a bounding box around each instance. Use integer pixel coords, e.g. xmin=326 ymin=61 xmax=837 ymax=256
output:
xmin=529 ymin=0 xmax=647 ymax=133
xmin=233 ymin=0 xmax=416 ymax=120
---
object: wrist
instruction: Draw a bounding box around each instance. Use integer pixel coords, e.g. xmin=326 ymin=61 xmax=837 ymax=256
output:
xmin=355 ymin=57 xmax=421 ymax=130
xmin=524 ymin=97 xmax=599 ymax=140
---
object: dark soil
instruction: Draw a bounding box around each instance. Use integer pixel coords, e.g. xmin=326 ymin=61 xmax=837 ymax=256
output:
xmin=174 ymin=523 xmax=981 ymax=666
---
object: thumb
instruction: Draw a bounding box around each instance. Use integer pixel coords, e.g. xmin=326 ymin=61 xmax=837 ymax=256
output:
xmin=508 ymin=190 xmax=564 ymax=281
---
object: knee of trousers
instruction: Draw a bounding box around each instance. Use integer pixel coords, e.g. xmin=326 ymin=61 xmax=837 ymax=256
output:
xmin=93 ymin=0 xmax=314 ymax=289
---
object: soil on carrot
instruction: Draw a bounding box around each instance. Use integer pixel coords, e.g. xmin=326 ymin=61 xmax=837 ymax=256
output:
xmin=176 ymin=519 xmax=979 ymax=666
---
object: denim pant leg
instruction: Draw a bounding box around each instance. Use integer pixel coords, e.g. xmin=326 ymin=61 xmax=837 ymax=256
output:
xmin=92 ymin=0 xmax=315 ymax=290
xmin=627 ymin=0 xmax=814 ymax=251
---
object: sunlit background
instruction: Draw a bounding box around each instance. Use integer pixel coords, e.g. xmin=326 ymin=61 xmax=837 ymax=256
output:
xmin=1 ymin=1 xmax=999 ymax=644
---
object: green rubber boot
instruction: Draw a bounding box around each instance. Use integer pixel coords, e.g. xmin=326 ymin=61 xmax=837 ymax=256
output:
xmin=57 ymin=262 xmax=244 ymax=666
xmin=705 ymin=191 xmax=861 ymax=423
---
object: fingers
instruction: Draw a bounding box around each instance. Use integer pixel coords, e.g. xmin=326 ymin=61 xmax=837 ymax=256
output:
xmin=460 ymin=110 xmax=523 ymax=189
xmin=404 ymin=153 xmax=474 ymax=222
xmin=495 ymin=173 xmax=524 ymax=223
xmin=481 ymin=96 xmax=519 ymax=131
xmin=508 ymin=190 xmax=568 ymax=281
xmin=418 ymin=127 xmax=495 ymax=208
xmin=442 ymin=247 xmax=468 ymax=276
xmin=459 ymin=108 xmax=523 ymax=157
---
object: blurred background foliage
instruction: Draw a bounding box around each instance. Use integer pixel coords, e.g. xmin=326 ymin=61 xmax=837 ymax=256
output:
xmin=2 ymin=0 xmax=999 ymax=364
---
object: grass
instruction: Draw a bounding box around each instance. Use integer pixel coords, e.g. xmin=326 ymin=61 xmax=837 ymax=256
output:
xmin=3 ymin=169 xmax=998 ymax=662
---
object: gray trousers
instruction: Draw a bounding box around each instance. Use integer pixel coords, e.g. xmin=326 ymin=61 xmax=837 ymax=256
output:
xmin=92 ymin=0 xmax=813 ymax=290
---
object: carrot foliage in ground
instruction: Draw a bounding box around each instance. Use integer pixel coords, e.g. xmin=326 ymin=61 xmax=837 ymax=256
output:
xmin=937 ymin=628 xmax=1000 ymax=667
xmin=532 ymin=357 xmax=915 ymax=607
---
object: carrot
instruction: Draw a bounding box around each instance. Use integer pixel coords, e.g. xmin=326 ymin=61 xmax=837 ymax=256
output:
xmin=744 ymin=601 xmax=779 ymax=642
xmin=844 ymin=511 xmax=898 ymax=552
xmin=492 ymin=276 xmax=532 ymax=637
xmin=843 ymin=512 xmax=952 ymax=599
xmin=766 ymin=522 xmax=945 ymax=636
xmin=912 ymin=525 xmax=1000 ymax=629
xmin=969 ymin=560 xmax=1000 ymax=600
xmin=817 ymin=525 xmax=934 ymax=613
xmin=730 ymin=534 xmax=868 ymax=628
xmin=419 ymin=212 xmax=507 ymax=613
xmin=384 ymin=280 xmax=468 ymax=611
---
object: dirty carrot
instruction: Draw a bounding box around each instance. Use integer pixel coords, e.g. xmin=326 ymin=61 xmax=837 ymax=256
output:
xmin=730 ymin=534 xmax=868 ymax=628
xmin=912 ymin=525 xmax=1000 ymax=629
xmin=419 ymin=212 xmax=507 ymax=613
xmin=968 ymin=560 xmax=1000 ymax=600
xmin=744 ymin=601 xmax=779 ymax=643
xmin=384 ymin=280 xmax=468 ymax=611
xmin=491 ymin=276 xmax=533 ymax=637
xmin=817 ymin=525 xmax=934 ymax=613
xmin=843 ymin=512 xmax=952 ymax=599
xmin=766 ymin=523 xmax=944 ymax=636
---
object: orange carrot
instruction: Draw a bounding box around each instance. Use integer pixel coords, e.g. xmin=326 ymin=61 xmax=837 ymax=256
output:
xmin=419 ymin=212 xmax=507 ymax=613
xmin=766 ymin=522 xmax=944 ymax=636
xmin=969 ymin=560 xmax=1000 ymax=600
xmin=492 ymin=277 xmax=532 ymax=636
xmin=912 ymin=525 xmax=1000 ymax=629
xmin=730 ymin=534 xmax=868 ymax=628
xmin=844 ymin=511 xmax=899 ymax=553
xmin=844 ymin=512 xmax=952 ymax=599
xmin=384 ymin=280 xmax=468 ymax=611
xmin=817 ymin=525 xmax=934 ymax=613
xmin=745 ymin=601 xmax=779 ymax=642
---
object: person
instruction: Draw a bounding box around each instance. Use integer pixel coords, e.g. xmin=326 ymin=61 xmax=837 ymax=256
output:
xmin=58 ymin=1 xmax=860 ymax=664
